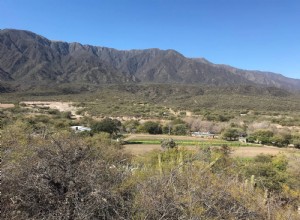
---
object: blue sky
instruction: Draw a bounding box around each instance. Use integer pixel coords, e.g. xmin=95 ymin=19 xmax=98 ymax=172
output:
xmin=1 ymin=0 xmax=300 ymax=79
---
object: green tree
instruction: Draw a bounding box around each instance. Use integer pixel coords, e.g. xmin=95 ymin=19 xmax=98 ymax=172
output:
xmin=292 ymin=135 xmax=300 ymax=149
xmin=91 ymin=118 xmax=121 ymax=135
xmin=123 ymin=120 xmax=140 ymax=133
xmin=162 ymin=125 xmax=171 ymax=135
xmin=171 ymin=118 xmax=185 ymax=125
xmin=139 ymin=121 xmax=162 ymax=134
xmin=271 ymin=133 xmax=291 ymax=147
xmin=61 ymin=111 xmax=72 ymax=119
xmin=222 ymin=128 xmax=240 ymax=141
xmin=172 ymin=124 xmax=188 ymax=135
xmin=248 ymin=130 xmax=274 ymax=144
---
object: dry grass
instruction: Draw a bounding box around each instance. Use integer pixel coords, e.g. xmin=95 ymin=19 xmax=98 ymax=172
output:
xmin=231 ymin=146 xmax=288 ymax=157
xmin=124 ymin=144 xmax=161 ymax=155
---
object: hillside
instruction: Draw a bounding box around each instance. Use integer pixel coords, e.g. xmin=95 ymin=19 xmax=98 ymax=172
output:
xmin=1 ymin=29 xmax=300 ymax=91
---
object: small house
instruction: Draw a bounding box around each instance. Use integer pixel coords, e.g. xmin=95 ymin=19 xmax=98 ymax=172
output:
xmin=70 ymin=126 xmax=91 ymax=132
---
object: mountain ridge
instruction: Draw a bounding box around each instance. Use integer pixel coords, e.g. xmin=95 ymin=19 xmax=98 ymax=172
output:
xmin=1 ymin=29 xmax=300 ymax=91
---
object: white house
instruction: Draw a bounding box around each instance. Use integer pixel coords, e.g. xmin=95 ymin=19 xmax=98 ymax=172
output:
xmin=70 ymin=126 xmax=91 ymax=132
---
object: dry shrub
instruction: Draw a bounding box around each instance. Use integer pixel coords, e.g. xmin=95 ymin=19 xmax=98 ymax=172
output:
xmin=1 ymin=133 xmax=133 ymax=220
xmin=133 ymin=154 xmax=299 ymax=220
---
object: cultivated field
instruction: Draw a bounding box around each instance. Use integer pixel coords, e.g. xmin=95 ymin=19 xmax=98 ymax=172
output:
xmin=123 ymin=134 xmax=292 ymax=157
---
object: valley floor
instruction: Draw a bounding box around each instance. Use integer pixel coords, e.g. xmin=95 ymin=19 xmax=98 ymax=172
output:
xmin=123 ymin=134 xmax=295 ymax=157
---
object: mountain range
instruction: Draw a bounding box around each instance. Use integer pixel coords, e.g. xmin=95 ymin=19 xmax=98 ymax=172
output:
xmin=1 ymin=29 xmax=300 ymax=92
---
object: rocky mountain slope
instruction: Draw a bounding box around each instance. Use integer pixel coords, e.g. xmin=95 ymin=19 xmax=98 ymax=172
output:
xmin=1 ymin=29 xmax=299 ymax=91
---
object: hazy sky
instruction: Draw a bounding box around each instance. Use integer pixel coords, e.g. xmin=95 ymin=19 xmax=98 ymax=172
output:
xmin=1 ymin=0 xmax=300 ymax=79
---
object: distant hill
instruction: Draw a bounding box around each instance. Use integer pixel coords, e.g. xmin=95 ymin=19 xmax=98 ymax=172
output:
xmin=1 ymin=29 xmax=300 ymax=91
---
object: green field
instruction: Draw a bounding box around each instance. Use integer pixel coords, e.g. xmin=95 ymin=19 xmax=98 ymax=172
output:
xmin=125 ymin=138 xmax=253 ymax=147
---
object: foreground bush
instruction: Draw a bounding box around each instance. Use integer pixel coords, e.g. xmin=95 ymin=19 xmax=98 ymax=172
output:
xmin=2 ymin=133 xmax=132 ymax=219
xmin=131 ymin=148 xmax=299 ymax=219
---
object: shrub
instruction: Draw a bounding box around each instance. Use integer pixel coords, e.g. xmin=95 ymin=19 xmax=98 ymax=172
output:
xmin=248 ymin=130 xmax=274 ymax=144
xmin=162 ymin=125 xmax=171 ymax=134
xmin=172 ymin=124 xmax=188 ymax=135
xmin=139 ymin=121 xmax=162 ymax=134
xmin=91 ymin=118 xmax=121 ymax=135
xmin=241 ymin=154 xmax=288 ymax=192
xmin=61 ymin=111 xmax=72 ymax=119
xmin=48 ymin=109 xmax=60 ymax=115
xmin=161 ymin=138 xmax=177 ymax=149
xmin=292 ymin=135 xmax=300 ymax=149
xmin=271 ymin=134 xmax=291 ymax=147
xmin=1 ymin=134 xmax=132 ymax=219
xmin=222 ymin=128 xmax=240 ymax=141
xmin=123 ymin=120 xmax=140 ymax=133
xmin=132 ymin=149 xmax=297 ymax=219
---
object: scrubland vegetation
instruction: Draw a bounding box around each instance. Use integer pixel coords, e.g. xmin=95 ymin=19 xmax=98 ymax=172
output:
xmin=1 ymin=86 xmax=300 ymax=219
xmin=1 ymin=122 xmax=300 ymax=219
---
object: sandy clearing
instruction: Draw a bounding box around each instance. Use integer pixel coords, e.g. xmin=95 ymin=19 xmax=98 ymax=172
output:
xmin=0 ymin=103 xmax=15 ymax=108
xmin=20 ymin=101 xmax=83 ymax=119
xmin=21 ymin=101 xmax=76 ymax=112
xmin=231 ymin=146 xmax=286 ymax=157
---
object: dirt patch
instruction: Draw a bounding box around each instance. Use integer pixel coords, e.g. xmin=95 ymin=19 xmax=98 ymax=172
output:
xmin=231 ymin=146 xmax=287 ymax=157
xmin=20 ymin=101 xmax=83 ymax=119
xmin=186 ymin=111 xmax=193 ymax=116
xmin=125 ymin=143 xmax=289 ymax=158
xmin=0 ymin=103 xmax=15 ymax=108
xmin=168 ymin=108 xmax=193 ymax=117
